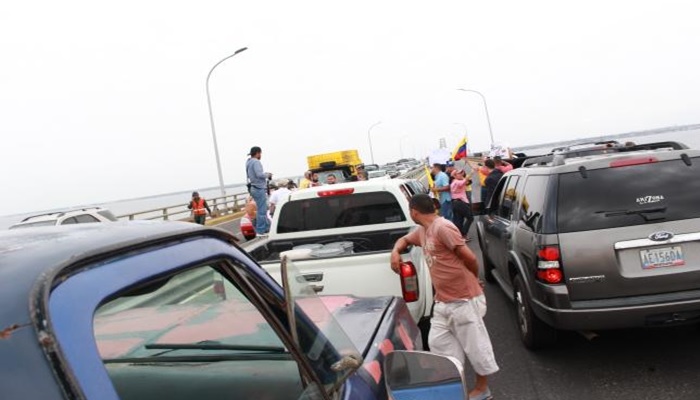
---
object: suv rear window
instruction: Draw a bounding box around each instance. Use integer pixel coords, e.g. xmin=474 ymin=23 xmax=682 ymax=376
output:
xmin=277 ymin=192 xmax=406 ymax=233
xmin=557 ymin=157 xmax=700 ymax=233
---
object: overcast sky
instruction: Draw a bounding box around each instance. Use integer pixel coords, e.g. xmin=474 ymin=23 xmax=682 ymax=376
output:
xmin=1 ymin=1 xmax=699 ymax=215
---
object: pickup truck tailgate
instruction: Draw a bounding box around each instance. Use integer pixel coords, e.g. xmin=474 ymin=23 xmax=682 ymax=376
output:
xmin=262 ymin=251 xmax=426 ymax=322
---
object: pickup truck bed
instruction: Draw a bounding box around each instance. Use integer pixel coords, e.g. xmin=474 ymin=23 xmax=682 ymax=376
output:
xmin=248 ymin=228 xmax=410 ymax=262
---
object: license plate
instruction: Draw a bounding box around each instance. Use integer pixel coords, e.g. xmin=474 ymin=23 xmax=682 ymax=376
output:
xmin=640 ymin=246 xmax=685 ymax=269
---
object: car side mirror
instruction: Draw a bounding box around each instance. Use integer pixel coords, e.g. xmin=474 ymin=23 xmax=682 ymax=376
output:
xmin=384 ymin=350 xmax=467 ymax=400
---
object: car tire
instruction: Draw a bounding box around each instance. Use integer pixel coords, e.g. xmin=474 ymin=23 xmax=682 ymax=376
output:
xmin=513 ymin=274 xmax=557 ymax=349
xmin=478 ymin=235 xmax=496 ymax=283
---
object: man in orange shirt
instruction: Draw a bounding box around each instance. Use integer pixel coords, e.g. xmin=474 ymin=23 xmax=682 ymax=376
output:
xmin=188 ymin=191 xmax=212 ymax=225
xmin=391 ymin=194 xmax=498 ymax=400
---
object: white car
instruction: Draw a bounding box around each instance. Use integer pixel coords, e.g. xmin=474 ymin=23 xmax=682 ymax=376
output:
xmin=9 ymin=207 xmax=118 ymax=229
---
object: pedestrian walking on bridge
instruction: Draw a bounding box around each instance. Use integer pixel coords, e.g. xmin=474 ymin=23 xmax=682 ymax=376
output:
xmin=391 ymin=194 xmax=499 ymax=400
xmin=246 ymin=146 xmax=272 ymax=236
xmin=188 ymin=191 xmax=212 ymax=225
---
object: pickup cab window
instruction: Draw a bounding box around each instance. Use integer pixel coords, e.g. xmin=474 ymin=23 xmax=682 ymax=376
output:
xmin=277 ymin=192 xmax=406 ymax=233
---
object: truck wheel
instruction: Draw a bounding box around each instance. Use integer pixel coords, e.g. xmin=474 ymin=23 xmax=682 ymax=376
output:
xmin=478 ymin=236 xmax=496 ymax=283
xmin=513 ymin=275 xmax=557 ymax=349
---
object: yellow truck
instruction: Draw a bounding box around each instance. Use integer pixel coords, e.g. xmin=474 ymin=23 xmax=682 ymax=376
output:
xmin=307 ymin=149 xmax=365 ymax=183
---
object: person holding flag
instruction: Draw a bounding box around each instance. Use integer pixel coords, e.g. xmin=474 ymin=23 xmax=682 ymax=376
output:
xmin=451 ymin=136 xmax=468 ymax=161
xmin=451 ymin=136 xmax=473 ymax=202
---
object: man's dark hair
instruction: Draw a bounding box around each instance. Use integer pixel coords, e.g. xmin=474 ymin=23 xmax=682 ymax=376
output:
xmin=409 ymin=194 xmax=436 ymax=215
xmin=485 ymin=159 xmax=496 ymax=168
xmin=432 ymin=163 xmax=446 ymax=172
xmin=248 ymin=146 xmax=262 ymax=157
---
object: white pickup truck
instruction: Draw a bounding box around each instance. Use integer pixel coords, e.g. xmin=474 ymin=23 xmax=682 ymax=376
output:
xmin=245 ymin=179 xmax=433 ymax=335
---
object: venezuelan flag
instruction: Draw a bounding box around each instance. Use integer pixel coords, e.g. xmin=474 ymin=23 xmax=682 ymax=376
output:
xmin=424 ymin=164 xmax=434 ymax=189
xmin=451 ymin=136 xmax=468 ymax=160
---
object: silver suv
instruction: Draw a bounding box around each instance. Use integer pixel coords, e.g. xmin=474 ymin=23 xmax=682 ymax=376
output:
xmin=9 ymin=207 xmax=118 ymax=229
xmin=477 ymin=140 xmax=700 ymax=349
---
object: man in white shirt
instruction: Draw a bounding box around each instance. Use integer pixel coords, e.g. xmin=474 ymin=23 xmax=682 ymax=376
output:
xmin=269 ymin=179 xmax=295 ymax=216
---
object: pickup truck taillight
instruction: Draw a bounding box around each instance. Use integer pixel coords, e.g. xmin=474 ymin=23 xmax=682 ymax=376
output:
xmin=399 ymin=261 xmax=419 ymax=302
xmin=317 ymin=188 xmax=355 ymax=197
xmin=536 ymin=246 xmax=563 ymax=284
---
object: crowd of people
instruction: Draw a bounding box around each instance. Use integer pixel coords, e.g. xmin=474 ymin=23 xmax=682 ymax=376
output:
xmin=188 ymin=145 xmax=501 ymax=400
xmin=428 ymin=155 xmax=513 ymax=241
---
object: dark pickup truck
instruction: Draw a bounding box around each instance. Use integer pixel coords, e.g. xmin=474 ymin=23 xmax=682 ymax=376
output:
xmin=0 ymin=222 xmax=468 ymax=400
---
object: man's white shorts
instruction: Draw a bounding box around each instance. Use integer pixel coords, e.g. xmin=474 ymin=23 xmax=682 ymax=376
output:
xmin=428 ymin=295 xmax=499 ymax=376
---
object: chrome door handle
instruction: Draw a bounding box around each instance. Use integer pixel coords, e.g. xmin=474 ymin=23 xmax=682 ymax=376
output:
xmin=302 ymin=272 xmax=324 ymax=282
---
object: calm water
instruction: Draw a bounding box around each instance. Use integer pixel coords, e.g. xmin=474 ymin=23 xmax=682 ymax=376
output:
xmin=511 ymin=125 xmax=700 ymax=156
xmin=1 ymin=126 xmax=698 ymax=229
xmin=0 ymin=184 xmax=248 ymax=229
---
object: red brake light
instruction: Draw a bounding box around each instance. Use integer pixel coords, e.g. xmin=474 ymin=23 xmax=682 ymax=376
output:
xmin=537 ymin=269 xmax=563 ymax=284
xmin=610 ymin=157 xmax=658 ymax=168
xmin=537 ymin=245 xmax=563 ymax=284
xmin=399 ymin=261 xmax=419 ymax=302
xmin=317 ymin=188 xmax=355 ymax=197
xmin=538 ymin=246 xmax=560 ymax=261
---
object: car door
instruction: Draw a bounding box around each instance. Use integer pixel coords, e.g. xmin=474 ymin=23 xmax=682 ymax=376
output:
xmin=45 ymin=238 xmax=358 ymax=400
xmin=483 ymin=175 xmax=521 ymax=275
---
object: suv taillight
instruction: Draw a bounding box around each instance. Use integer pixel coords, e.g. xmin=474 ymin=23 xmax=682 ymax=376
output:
xmin=399 ymin=261 xmax=419 ymax=302
xmin=537 ymin=246 xmax=563 ymax=284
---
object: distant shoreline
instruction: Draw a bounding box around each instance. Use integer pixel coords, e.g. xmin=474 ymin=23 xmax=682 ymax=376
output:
xmin=511 ymin=123 xmax=700 ymax=153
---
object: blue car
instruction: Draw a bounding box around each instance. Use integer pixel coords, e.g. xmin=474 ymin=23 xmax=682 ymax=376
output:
xmin=0 ymin=222 xmax=467 ymax=400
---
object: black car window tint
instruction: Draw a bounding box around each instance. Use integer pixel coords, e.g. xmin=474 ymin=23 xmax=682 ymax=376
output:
xmin=519 ymin=175 xmax=550 ymax=232
xmin=557 ymin=157 xmax=700 ymax=232
xmin=498 ymin=176 xmax=520 ymax=220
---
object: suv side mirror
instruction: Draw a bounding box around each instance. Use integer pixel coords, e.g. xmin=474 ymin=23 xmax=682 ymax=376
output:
xmin=384 ymin=351 xmax=467 ymax=399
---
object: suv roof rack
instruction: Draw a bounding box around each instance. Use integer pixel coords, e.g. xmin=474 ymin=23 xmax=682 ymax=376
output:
xmin=551 ymin=140 xmax=621 ymax=153
xmin=522 ymin=141 xmax=688 ymax=168
xmin=20 ymin=207 xmax=104 ymax=222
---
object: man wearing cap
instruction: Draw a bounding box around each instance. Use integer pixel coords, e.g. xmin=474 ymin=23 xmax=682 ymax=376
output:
xmin=246 ymin=146 xmax=272 ymax=235
xmin=187 ymin=191 xmax=212 ymax=225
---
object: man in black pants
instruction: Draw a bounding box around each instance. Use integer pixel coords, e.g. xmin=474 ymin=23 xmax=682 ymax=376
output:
xmin=450 ymin=169 xmax=475 ymax=241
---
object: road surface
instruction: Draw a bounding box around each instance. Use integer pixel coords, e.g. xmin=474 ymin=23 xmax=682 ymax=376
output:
xmin=212 ymin=214 xmax=700 ymax=398
xmin=467 ymin=220 xmax=700 ymax=399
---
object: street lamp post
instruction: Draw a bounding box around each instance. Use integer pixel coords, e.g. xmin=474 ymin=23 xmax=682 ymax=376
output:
xmin=367 ymin=121 xmax=382 ymax=164
xmin=457 ymin=88 xmax=494 ymax=146
xmin=206 ymin=46 xmax=248 ymax=197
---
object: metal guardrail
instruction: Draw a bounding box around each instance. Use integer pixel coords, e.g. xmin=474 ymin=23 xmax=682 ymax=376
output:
xmin=117 ymin=191 xmax=248 ymax=222
xmin=117 ymin=166 xmax=427 ymax=223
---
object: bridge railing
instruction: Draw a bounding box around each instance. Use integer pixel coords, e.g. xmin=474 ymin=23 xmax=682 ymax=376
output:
xmin=117 ymin=191 xmax=249 ymax=222
xmin=117 ymin=165 xmax=427 ymax=222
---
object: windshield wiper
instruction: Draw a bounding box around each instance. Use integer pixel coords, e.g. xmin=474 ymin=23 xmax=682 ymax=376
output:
xmin=103 ymin=353 xmax=294 ymax=364
xmin=596 ymin=206 xmax=667 ymax=221
xmin=144 ymin=341 xmax=287 ymax=353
